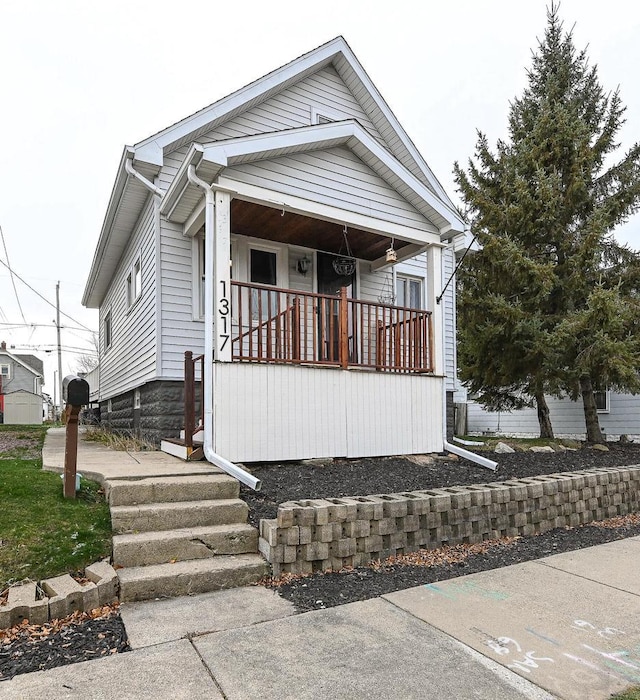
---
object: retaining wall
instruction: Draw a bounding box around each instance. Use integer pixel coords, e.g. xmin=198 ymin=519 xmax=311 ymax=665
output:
xmin=259 ymin=466 xmax=640 ymax=576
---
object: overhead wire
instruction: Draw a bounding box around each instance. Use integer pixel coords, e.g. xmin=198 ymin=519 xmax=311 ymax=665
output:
xmin=0 ymin=257 xmax=93 ymax=331
xmin=0 ymin=224 xmax=28 ymax=325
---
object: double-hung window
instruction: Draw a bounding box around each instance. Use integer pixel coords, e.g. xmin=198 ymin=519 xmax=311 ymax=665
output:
xmin=127 ymin=255 xmax=142 ymax=307
xmin=396 ymin=275 xmax=423 ymax=309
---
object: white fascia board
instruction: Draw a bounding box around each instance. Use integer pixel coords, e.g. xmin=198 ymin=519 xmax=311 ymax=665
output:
xmin=134 ymin=37 xmax=346 ymax=154
xmin=217 ymin=176 xmax=441 ymax=247
xmin=159 ymin=144 xmax=205 ymax=219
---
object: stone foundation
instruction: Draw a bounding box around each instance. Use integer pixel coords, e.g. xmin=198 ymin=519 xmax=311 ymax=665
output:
xmin=100 ymin=380 xmax=201 ymax=446
xmin=259 ymin=466 xmax=640 ymax=576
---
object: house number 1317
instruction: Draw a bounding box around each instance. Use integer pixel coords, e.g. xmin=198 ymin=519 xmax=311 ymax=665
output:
xmin=218 ymin=280 xmax=230 ymax=351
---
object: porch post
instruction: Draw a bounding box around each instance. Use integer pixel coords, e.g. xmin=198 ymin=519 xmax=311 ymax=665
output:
xmin=213 ymin=190 xmax=232 ymax=362
xmin=426 ymin=245 xmax=444 ymax=376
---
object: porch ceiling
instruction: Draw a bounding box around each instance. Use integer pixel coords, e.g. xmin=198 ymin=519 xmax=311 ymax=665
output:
xmin=231 ymin=200 xmax=412 ymax=261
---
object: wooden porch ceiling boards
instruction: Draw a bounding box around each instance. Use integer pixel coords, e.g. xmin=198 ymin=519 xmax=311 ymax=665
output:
xmin=230 ymin=200 xmax=412 ymax=261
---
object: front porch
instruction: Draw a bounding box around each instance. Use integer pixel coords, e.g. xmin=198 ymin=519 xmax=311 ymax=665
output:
xmin=175 ymin=278 xmax=443 ymax=463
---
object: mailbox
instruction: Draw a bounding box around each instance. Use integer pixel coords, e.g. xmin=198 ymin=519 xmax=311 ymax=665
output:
xmin=63 ymin=375 xmax=90 ymax=406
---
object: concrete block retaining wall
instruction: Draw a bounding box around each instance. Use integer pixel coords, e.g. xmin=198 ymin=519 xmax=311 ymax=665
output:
xmin=259 ymin=466 xmax=640 ymax=576
xmin=0 ymin=560 xmax=118 ymax=629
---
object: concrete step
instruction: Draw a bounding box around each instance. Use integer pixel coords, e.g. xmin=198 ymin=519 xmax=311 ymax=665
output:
xmin=106 ymin=474 xmax=239 ymax=507
xmin=111 ymin=499 xmax=249 ymax=534
xmin=113 ymin=523 xmax=259 ymax=567
xmin=117 ymin=554 xmax=269 ymax=602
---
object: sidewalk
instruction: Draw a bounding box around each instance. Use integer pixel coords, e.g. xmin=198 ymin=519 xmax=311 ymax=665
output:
xmin=3 ymin=430 xmax=638 ymax=699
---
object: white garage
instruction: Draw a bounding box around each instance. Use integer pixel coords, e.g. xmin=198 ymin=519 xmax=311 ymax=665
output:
xmin=3 ymin=390 xmax=43 ymax=425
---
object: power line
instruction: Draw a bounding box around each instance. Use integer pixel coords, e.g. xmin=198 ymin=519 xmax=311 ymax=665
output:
xmin=0 ymin=224 xmax=27 ymax=325
xmin=0 ymin=258 xmax=93 ymax=331
xmin=0 ymin=321 xmax=94 ymax=332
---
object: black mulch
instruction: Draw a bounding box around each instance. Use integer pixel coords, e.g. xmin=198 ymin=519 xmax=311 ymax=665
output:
xmin=0 ymin=613 xmax=129 ymax=682
xmin=2 ymin=443 xmax=639 ymax=681
xmin=240 ymin=442 xmax=640 ymax=526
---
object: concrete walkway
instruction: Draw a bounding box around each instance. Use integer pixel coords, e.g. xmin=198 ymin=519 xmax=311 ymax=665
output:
xmin=4 ymin=430 xmax=638 ymax=699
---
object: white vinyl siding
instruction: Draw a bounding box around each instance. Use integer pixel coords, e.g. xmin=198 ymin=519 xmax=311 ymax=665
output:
xmin=466 ymin=392 xmax=640 ymax=439
xmin=225 ymin=148 xmax=437 ymax=232
xmin=160 ymin=219 xmax=205 ymax=376
xmin=98 ymin=199 xmax=157 ymax=399
xmin=442 ymin=246 xmax=456 ymax=392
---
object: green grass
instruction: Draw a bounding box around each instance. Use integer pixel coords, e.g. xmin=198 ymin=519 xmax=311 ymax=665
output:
xmin=611 ymin=688 xmax=640 ymax=700
xmin=0 ymin=426 xmax=112 ymax=590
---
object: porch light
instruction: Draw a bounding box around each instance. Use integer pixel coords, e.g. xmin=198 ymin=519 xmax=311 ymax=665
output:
xmin=297 ymin=255 xmax=311 ymax=275
xmin=333 ymin=225 xmax=356 ymax=276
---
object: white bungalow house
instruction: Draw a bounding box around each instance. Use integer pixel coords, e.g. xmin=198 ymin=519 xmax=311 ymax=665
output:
xmin=82 ymin=37 xmax=475 ymax=483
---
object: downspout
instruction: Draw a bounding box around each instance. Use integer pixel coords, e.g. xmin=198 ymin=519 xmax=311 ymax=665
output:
xmin=187 ymin=165 xmax=261 ymax=491
xmin=124 ymin=157 xmax=164 ymax=198
xmin=437 ymin=238 xmax=497 ymax=471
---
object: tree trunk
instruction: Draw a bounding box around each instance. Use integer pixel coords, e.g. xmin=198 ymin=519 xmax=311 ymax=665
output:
xmin=534 ymin=391 xmax=554 ymax=439
xmin=580 ymin=376 xmax=605 ymax=444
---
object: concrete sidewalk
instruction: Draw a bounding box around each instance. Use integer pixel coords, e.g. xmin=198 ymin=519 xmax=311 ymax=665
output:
xmin=3 ymin=537 xmax=639 ymax=699
xmin=4 ymin=429 xmax=637 ymax=699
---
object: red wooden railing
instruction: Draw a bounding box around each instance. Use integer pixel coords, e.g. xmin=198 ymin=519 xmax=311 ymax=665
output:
xmin=230 ymin=281 xmax=434 ymax=373
xmin=184 ymin=351 xmax=204 ymax=450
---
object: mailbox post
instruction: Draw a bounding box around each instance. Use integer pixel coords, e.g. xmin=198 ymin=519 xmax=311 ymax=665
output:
xmin=62 ymin=375 xmax=89 ymax=499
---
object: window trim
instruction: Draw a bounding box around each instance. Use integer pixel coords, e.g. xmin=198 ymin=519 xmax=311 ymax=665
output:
xmin=104 ymin=308 xmax=113 ymax=352
xmin=594 ymin=389 xmax=610 ymax=414
xmin=0 ymin=363 xmax=10 ymax=381
xmin=310 ymin=105 xmax=345 ymax=125
xmin=126 ymin=253 xmax=142 ymax=309
xmin=395 ymin=274 xmax=424 ymax=309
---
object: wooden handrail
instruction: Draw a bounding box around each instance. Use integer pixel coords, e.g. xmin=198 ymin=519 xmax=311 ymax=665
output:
xmin=230 ymin=280 xmax=433 ymax=373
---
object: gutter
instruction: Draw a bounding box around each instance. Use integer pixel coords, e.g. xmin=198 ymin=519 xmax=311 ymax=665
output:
xmin=186 ymin=165 xmax=261 ymax=491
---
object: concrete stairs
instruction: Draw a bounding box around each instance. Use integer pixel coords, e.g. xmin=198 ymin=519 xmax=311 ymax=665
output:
xmin=105 ymin=473 xmax=268 ymax=602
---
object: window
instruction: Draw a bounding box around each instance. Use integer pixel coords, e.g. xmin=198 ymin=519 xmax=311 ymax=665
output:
xmin=396 ymin=276 xmax=423 ymax=309
xmin=104 ymin=310 xmax=112 ymax=350
xmin=107 ymin=399 xmax=112 ymax=413
xmin=594 ymin=389 xmax=610 ymax=413
xmin=250 ymin=247 xmax=278 ymax=320
xmin=127 ymin=255 xmax=142 ymax=307
xmin=0 ymin=364 xmax=10 ymax=381
xmin=134 ymin=388 xmax=141 ymax=409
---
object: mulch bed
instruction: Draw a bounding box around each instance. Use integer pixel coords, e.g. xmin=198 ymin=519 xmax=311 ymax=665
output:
xmin=0 ymin=605 xmax=128 ymax=682
xmin=2 ymin=442 xmax=639 ymax=681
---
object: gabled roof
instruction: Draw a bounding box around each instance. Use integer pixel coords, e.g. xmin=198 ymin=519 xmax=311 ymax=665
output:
xmin=83 ymin=36 xmax=463 ymax=308
xmin=0 ymin=350 xmax=43 ymax=378
xmin=161 ymin=121 xmax=461 ymax=234
xmin=135 ymin=36 xmax=452 ymax=205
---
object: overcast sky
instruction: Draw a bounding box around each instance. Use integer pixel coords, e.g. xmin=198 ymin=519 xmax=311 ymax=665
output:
xmin=1 ymin=0 xmax=639 ymax=394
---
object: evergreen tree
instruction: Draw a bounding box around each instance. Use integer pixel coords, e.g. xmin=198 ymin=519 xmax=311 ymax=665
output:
xmin=455 ymin=4 xmax=640 ymax=442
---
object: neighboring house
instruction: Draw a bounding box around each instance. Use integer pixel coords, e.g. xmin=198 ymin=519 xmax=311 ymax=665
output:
xmin=0 ymin=341 xmax=44 ymax=425
xmin=463 ymin=391 xmax=640 ymax=441
xmin=82 ymin=36 xmax=467 ymax=465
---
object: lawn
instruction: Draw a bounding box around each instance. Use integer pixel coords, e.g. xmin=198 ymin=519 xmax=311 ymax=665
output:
xmin=0 ymin=425 xmax=112 ymax=590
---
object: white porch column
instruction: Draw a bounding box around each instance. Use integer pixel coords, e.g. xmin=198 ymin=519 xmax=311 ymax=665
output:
xmin=213 ymin=190 xmax=232 ymax=362
xmin=426 ymin=244 xmax=444 ymax=376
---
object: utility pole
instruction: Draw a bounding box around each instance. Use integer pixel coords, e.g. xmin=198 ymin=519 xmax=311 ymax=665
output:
xmin=56 ymin=281 xmax=63 ymax=421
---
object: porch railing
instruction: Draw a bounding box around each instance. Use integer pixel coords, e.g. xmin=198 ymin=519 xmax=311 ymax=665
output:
xmin=230 ymin=281 xmax=434 ymax=373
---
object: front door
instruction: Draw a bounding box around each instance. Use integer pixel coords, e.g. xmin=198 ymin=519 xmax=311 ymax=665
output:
xmin=316 ymin=252 xmax=356 ymax=362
